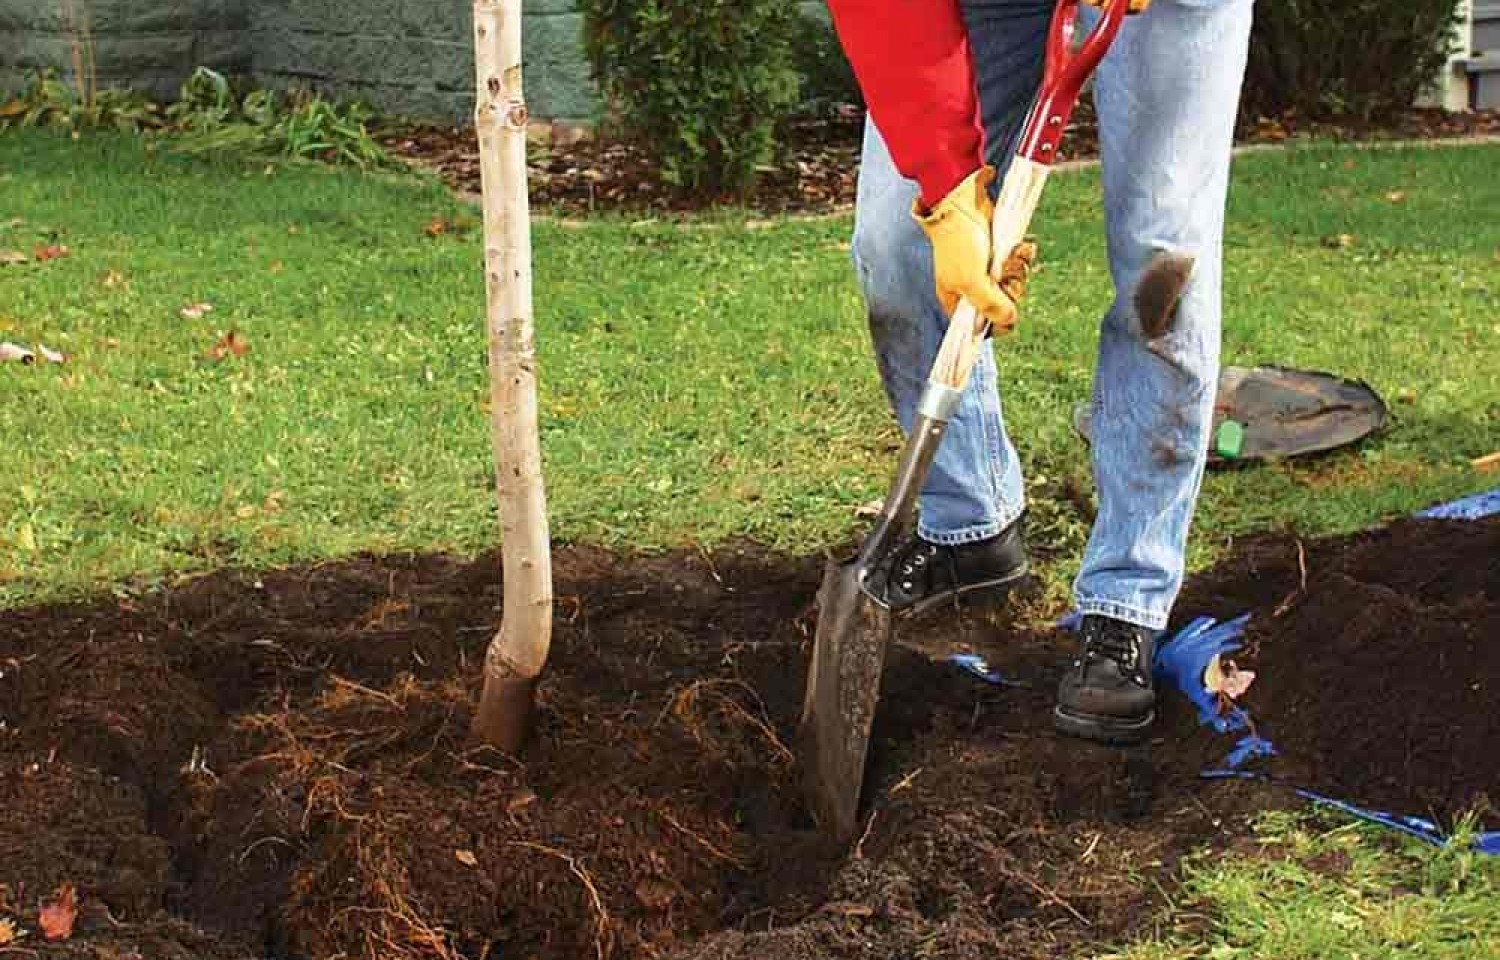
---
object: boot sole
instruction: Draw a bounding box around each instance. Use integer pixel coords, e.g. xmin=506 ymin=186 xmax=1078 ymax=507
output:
xmin=896 ymin=564 xmax=1030 ymax=619
xmin=1051 ymin=705 xmax=1155 ymax=746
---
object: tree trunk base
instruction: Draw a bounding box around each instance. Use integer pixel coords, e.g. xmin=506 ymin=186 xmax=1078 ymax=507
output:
xmin=471 ymin=671 xmax=537 ymax=753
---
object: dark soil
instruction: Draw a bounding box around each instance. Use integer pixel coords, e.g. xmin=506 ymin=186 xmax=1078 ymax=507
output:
xmin=1177 ymin=516 xmax=1500 ymax=823
xmin=380 ymin=105 xmax=1500 ymax=218
xmin=0 ymin=516 xmax=1494 ymax=958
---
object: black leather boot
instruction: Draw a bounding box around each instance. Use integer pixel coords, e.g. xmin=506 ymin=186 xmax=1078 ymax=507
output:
xmin=877 ymin=514 xmax=1029 ymax=615
xmin=1053 ymin=614 xmax=1157 ymax=745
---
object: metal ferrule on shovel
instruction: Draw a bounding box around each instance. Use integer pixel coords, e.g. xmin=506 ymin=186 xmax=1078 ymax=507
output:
xmin=798 ymin=0 xmax=1131 ymax=842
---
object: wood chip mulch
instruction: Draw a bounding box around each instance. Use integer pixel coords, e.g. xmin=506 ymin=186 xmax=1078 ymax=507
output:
xmin=379 ymin=103 xmax=1500 ymax=218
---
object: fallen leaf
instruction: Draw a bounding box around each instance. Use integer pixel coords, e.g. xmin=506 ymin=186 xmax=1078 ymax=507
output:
xmin=0 ymin=918 xmax=17 ymax=945
xmin=1320 ymin=233 xmax=1355 ymax=250
xmin=203 ymin=329 xmax=249 ymax=361
xmin=1384 ymin=190 xmax=1406 ymax=203
xmin=16 ymin=524 xmax=37 ymax=552
xmin=505 ymin=788 xmax=538 ymax=814
xmin=0 ymin=250 xmax=27 ymax=265
xmin=180 ymin=302 xmax=215 ymax=320
xmin=454 ymin=849 xmax=479 ymax=868
xmin=1204 ymin=655 xmax=1256 ymax=701
xmin=33 ymin=244 xmax=70 ymax=262
xmin=101 ymin=270 xmax=125 ymax=287
xmin=38 ymin=884 xmax=77 ymax=941
xmin=819 ymin=900 xmax=876 ymax=918
xmin=425 ymin=217 xmax=450 ymax=237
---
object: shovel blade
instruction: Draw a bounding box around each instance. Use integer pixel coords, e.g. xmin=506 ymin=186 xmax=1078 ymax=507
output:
xmin=797 ymin=555 xmax=893 ymax=842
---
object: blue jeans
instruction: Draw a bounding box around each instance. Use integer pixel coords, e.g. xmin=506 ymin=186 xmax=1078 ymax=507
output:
xmin=850 ymin=0 xmax=1253 ymax=630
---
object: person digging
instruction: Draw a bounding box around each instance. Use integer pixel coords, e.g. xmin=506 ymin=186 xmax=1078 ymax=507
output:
xmin=825 ymin=0 xmax=1253 ymax=745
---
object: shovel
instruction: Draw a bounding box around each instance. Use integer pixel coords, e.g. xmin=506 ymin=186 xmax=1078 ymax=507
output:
xmin=797 ymin=0 xmax=1131 ymax=842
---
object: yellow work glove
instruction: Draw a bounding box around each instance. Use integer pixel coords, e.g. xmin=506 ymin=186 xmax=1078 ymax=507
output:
xmin=913 ymin=166 xmax=1024 ymax=332
xmin=1083 ymin=0 xmax=1151 ymax=13
xmin=913 ymin=167 xmax=1039 ymax=334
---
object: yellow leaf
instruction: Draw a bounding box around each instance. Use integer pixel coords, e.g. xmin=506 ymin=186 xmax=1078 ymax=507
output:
xmin=454 ymin=849 xmax=479 ymax=868
xmin=16 ymin=523 xmax=36 ymax=552
xmin=0 ymin=917 xmax=18 ymax=945
xmin=0 ymin=99 xmax=26 ymax=119
xmin=1203 ymin=654 xmax=1225 ymax=693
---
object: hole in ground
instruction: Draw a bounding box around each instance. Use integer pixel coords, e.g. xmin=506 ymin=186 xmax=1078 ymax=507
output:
xmin=1 ymin=516 xmax=1494 ymax=959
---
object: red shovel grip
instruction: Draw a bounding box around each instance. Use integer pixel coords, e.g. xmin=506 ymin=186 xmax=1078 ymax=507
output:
xmin=1016 ymin=0 xmax=1129 ymax=165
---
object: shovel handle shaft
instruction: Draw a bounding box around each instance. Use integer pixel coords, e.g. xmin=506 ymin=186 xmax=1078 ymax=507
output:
xmin=928 ymin=0 xmax=1127 ymax=392
xmin=931 ymin=157 xmax=1051 ymax=391
xmin=859 ymin=413 xmax=949 ymax=572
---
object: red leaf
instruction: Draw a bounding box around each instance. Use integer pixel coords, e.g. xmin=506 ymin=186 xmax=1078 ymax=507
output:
xmin=33 ymin=244 xmax=70 ymax=262
xmin=204 ymin=329 xmax=250 ymax=362
xmin=38 ymin=883 xmax=77 ymax=941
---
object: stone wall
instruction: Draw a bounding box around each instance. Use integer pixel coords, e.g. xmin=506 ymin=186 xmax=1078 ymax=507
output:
xmin=1 ymin=2 xmax=839 ymax=124
xmin=250 ymin=0 xmax=594 ymax=123
xmin=0 ymin=0 xmax=248 ymax=103
xmin=0 ymin=0 xmax=594 ymax=122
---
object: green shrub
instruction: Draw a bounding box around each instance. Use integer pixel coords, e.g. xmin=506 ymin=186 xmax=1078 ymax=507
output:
xmin=1244 ymin=0 xmax=1465 ymax=121
xmin=790 ymin=7 xmax=861 ymax=118
xmin=579 ymin=0 xmax=801 ymax=195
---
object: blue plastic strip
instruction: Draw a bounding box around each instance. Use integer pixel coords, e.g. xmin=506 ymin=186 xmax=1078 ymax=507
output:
xmin=1222 ymin=734 xmax=1277 ymax=769
xmin=1201 ymin=770 xmax=1500 ymax=853
xmin=1416 ymin=486 xmax=1500 ymax=521
xmin=947 ymin=653 xmax=1022 ymax=687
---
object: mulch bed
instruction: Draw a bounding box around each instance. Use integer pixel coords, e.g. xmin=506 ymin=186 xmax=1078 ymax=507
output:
xmin=0 ymin=515 xmax=1494 ymax=958
xmin=379 ymin=104 xmax=1500 ymax=218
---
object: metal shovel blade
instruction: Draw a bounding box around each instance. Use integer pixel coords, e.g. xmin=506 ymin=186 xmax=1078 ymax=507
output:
xmin=797 ymin=409 xmax=951 ymax=842
xmin=798 ymin=554 xmax=893 ymax=841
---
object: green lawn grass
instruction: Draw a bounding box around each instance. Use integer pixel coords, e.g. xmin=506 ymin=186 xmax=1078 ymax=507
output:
xmin=1105 ymin=812 xmax=1499 ymax=960
xmin=2 ymin=132 xmax=1494 ymax=608
xmin=1 ymin=130 xmax=1496 ymax=958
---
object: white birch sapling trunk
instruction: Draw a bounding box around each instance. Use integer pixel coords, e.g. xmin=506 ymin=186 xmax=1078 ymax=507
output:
xmin=470 ymin=0 xmax=554 ymax=750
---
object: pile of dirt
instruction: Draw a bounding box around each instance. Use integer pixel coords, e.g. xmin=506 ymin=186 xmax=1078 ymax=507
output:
xmin=1178 ymin=516 xmax=1500 ymax=823
xmin=0 ymin=513 xmax=1494 ymax=958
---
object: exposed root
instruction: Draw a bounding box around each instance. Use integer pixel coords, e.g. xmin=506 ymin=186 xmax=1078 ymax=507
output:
xmin=664 ymin=679 xmax=794 ymax=765
xmin=657 ymin=808 xmax=748 ymax=868
xmin=507 ymin=841 xmax=612 ymax=960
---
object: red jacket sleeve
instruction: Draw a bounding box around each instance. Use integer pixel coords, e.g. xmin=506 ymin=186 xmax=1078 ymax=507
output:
xmin=825 ymin=0 xmax=984 ymax=207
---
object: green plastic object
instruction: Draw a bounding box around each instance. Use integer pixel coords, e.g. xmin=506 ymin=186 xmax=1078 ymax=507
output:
xmin=1215 ymin=419 xmax=1245 ymax=459
xmin=1072 ymin=365 xmax=1389 ymax=466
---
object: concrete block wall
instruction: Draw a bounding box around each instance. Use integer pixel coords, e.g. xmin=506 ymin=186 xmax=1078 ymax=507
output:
xmin=1 ymin=0 xmax=597 ymax=123
xmin=250 ymin=0 xmax=595 ymax=123
xmin=0 ymin=2 xmax=848 ymax=124
xmin=0 ymin=0 xmax=249 ymax=103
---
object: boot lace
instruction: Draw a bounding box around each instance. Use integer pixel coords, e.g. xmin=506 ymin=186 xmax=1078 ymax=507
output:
xmin=892 ymin=539 xmax=958 ymax=599
xmin=1080 ymin=618 xmax=1148 ymax=686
